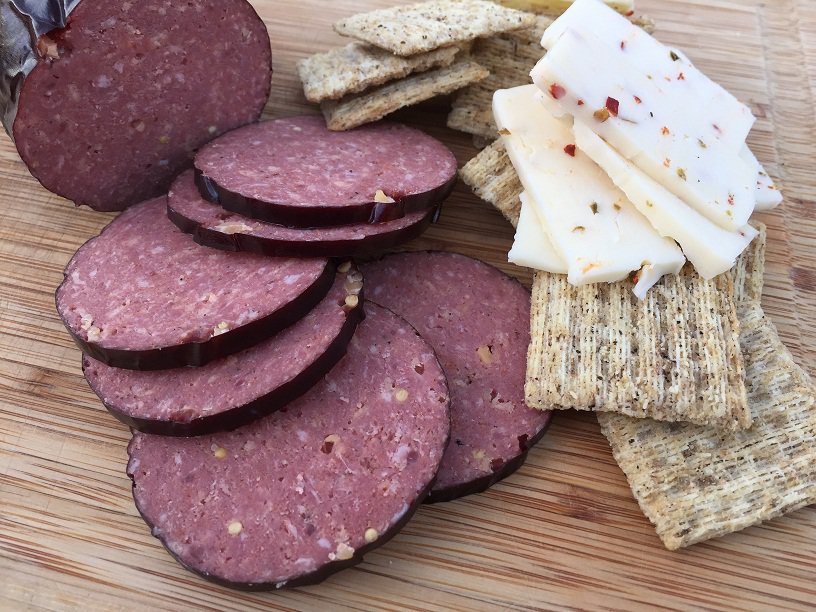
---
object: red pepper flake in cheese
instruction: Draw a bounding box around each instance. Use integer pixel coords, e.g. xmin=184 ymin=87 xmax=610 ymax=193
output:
xmin=549 ymin=83 xmax=566 ymax=99
xmin=620 ymin=41 xmax=626 ymax=50
xmin=678 ymin=72 xmax=686 ymax=80
xmin=728 ymin=193 xmax=735 ymax=205
xmin=663 ymin=158 xmax=671 ymax=168
xmin=713 ymin=123 xmax=722 ymax=135
xmin=661 ymin=126 xmax=670 ymax=136
xmin=605 ymin=97 xmax=620 ymax=117
xmin=563 ymin=144 xmax=576 ymax=157
xmin=633 ymin=95 xmax=642 ymax=104
xmin=577 ymin=99 xmax=585 ymax=106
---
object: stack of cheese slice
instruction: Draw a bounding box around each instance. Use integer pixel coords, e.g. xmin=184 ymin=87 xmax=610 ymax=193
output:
xmin=498 ymin=0 xmax=781 ymax=296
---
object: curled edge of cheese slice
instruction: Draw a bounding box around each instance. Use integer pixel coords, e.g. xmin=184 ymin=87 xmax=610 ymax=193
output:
xmin=509 ymin=192 xmax=569 ymax=273
xmin=739 ymin=145 xmax=783 ymax=212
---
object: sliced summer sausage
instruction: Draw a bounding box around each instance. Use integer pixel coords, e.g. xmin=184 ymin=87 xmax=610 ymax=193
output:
xmin=193 ymin=116 xmax=457 ymax=227
xmin=168 ymin=170 xmax=436 ymax=257
xmin=83 ymin=264 xmax=364 ymax=436
xmin=361 ymin=252 xmax=553 ymax=503
xmin=56 ymin=197 xmax=333 ymax=370
xmin=127 ymin=303 xmax=450 ymax=590
xmin=2 ymin=0 xmax=271 ymax=211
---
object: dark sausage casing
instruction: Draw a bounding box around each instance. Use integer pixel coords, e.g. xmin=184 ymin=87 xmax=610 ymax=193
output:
xmin=1 ymin=0 xmax=272 ymax=211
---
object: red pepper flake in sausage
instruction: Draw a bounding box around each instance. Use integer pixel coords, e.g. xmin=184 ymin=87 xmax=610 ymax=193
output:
xmin=549 ymin=83 xmax=566 ymax=99
xmin=563 ymin=144 xmax=576 ymax=157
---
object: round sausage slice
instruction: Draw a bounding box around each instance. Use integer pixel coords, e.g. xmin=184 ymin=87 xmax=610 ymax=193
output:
xmin=361 ymin=252 xmax=553 ymax=503
xmin=84 ymin=264 xmax=364 ymax=436
xmin=3 ymin=0 xmax=271 ymax=211
xmin=168 ymin=170 xmax=435 ymax=257
xmin=56 ymin=197 xmax=333 ymax=370
xmin=193 ymin=116 xmax=457 ymax=227
xmin=127 ymin=303 xmax=450 ymax=590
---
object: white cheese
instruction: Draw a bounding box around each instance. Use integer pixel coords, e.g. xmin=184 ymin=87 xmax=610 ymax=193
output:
xmin=573 ymin=121 xmax=758 ymax=279
xmin=540 ymin=0 xmax=754 ymax=151
xmin=508 ymin=192 xmax=568 ymax=273
xmin=494 ymin=85 xmax=685 ymax=297
xmin=739 ymin=145 xmax=783 ymax=212
xmin=531 ymin=27 xmax=757 ymax=233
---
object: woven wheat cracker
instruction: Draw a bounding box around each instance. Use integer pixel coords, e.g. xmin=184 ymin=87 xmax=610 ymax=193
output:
xmin=334 ymin=0 xmax=535 ymax=57
xmin=526 ymin=266 xmax=750 ymax=430
xmin=459 ymin=140 xmax=523 ymax=226
xmin=599 ymin=231 xmax=816 ymax=550
xmin=298 ymin=43 xmax=459 ymax=103
xmin=447 ymin=19 xmax=550 ymax=139
xmin=321 ymin=60 xmax=488 ymax=131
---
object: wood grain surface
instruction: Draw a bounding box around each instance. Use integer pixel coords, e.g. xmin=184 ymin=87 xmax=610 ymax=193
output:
xmin=1 ymin=1 xmax=815 ymax=610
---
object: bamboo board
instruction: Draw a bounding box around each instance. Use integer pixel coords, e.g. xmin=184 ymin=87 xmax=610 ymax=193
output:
xmin=1 ymin=1 xmax=814 ymax=610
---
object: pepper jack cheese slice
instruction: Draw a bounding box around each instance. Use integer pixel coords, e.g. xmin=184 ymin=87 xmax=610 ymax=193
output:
xmin=739 ymin=145 xmax=783 ymax=212
xmin=539 ymin=0 xmax=754 ymax=151
xmin=494 ymin=85 xmax=685 ymax=297
xmin=573 ymin=121 xmax=758 ymax=279
xmin=531 ymin=28 xmax=757 ymax=233
xmin=508 ymin=192 xmax=568 ymax=273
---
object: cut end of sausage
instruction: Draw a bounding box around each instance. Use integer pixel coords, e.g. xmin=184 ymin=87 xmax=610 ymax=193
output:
xmin=361 ymin=252 xmax=553 ymax=501
xmin=127 ymin=303 xmax=450 ymax=589
xmin=11 ymin=0 xmax=272 ymax=211
xmin=193 ymin=116 xmax=457 ymax=227
xmin=56 ymin=197 xmax=332 ymax=370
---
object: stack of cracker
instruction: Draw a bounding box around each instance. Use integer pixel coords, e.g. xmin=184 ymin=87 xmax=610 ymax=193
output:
xmin=461 ymin=143 xmax=816 ymax=550
xmin=297 ymin=0 xmax=537 ymax=131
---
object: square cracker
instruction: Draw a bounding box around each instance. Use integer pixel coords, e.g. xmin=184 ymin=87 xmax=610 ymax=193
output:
xmin=526 ymin=266 xmax=750 ymax=430
xmin=599 ymin=229 xmax=816 ymax=550
xmin=321 ymin=60 xmax=488 ymax=131
xmin=447 ymin=17 xmax=551 ymax=139
xmin=298 ymin=43 xmax=459 ymax=103
xmin=334 ymin=0 xmax=535 ymax=57
xmin=459 ymin=139 xmax=523 ymax=226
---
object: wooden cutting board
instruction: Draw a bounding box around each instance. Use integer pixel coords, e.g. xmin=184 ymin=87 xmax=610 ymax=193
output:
xmin=1 ymin=0 xmax=814 ymax=609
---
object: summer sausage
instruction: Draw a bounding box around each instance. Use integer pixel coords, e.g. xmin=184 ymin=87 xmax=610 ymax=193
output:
xmin=1 ymin=0 xmax=271 ymax=211
xmin=84 ymin=264 xmax=364 ymax=436
xmin=127 ymin=303 xmax=450 ymax=590
xmin=56 ymin=197 xmax=333 ymax=370
xmin=361 ymin=252 xmax=553 ymax=503
xmin=193 ymin=116 xmax=457 ymax=227
xmin=168 ymin=170 xmax=436 ymax=257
